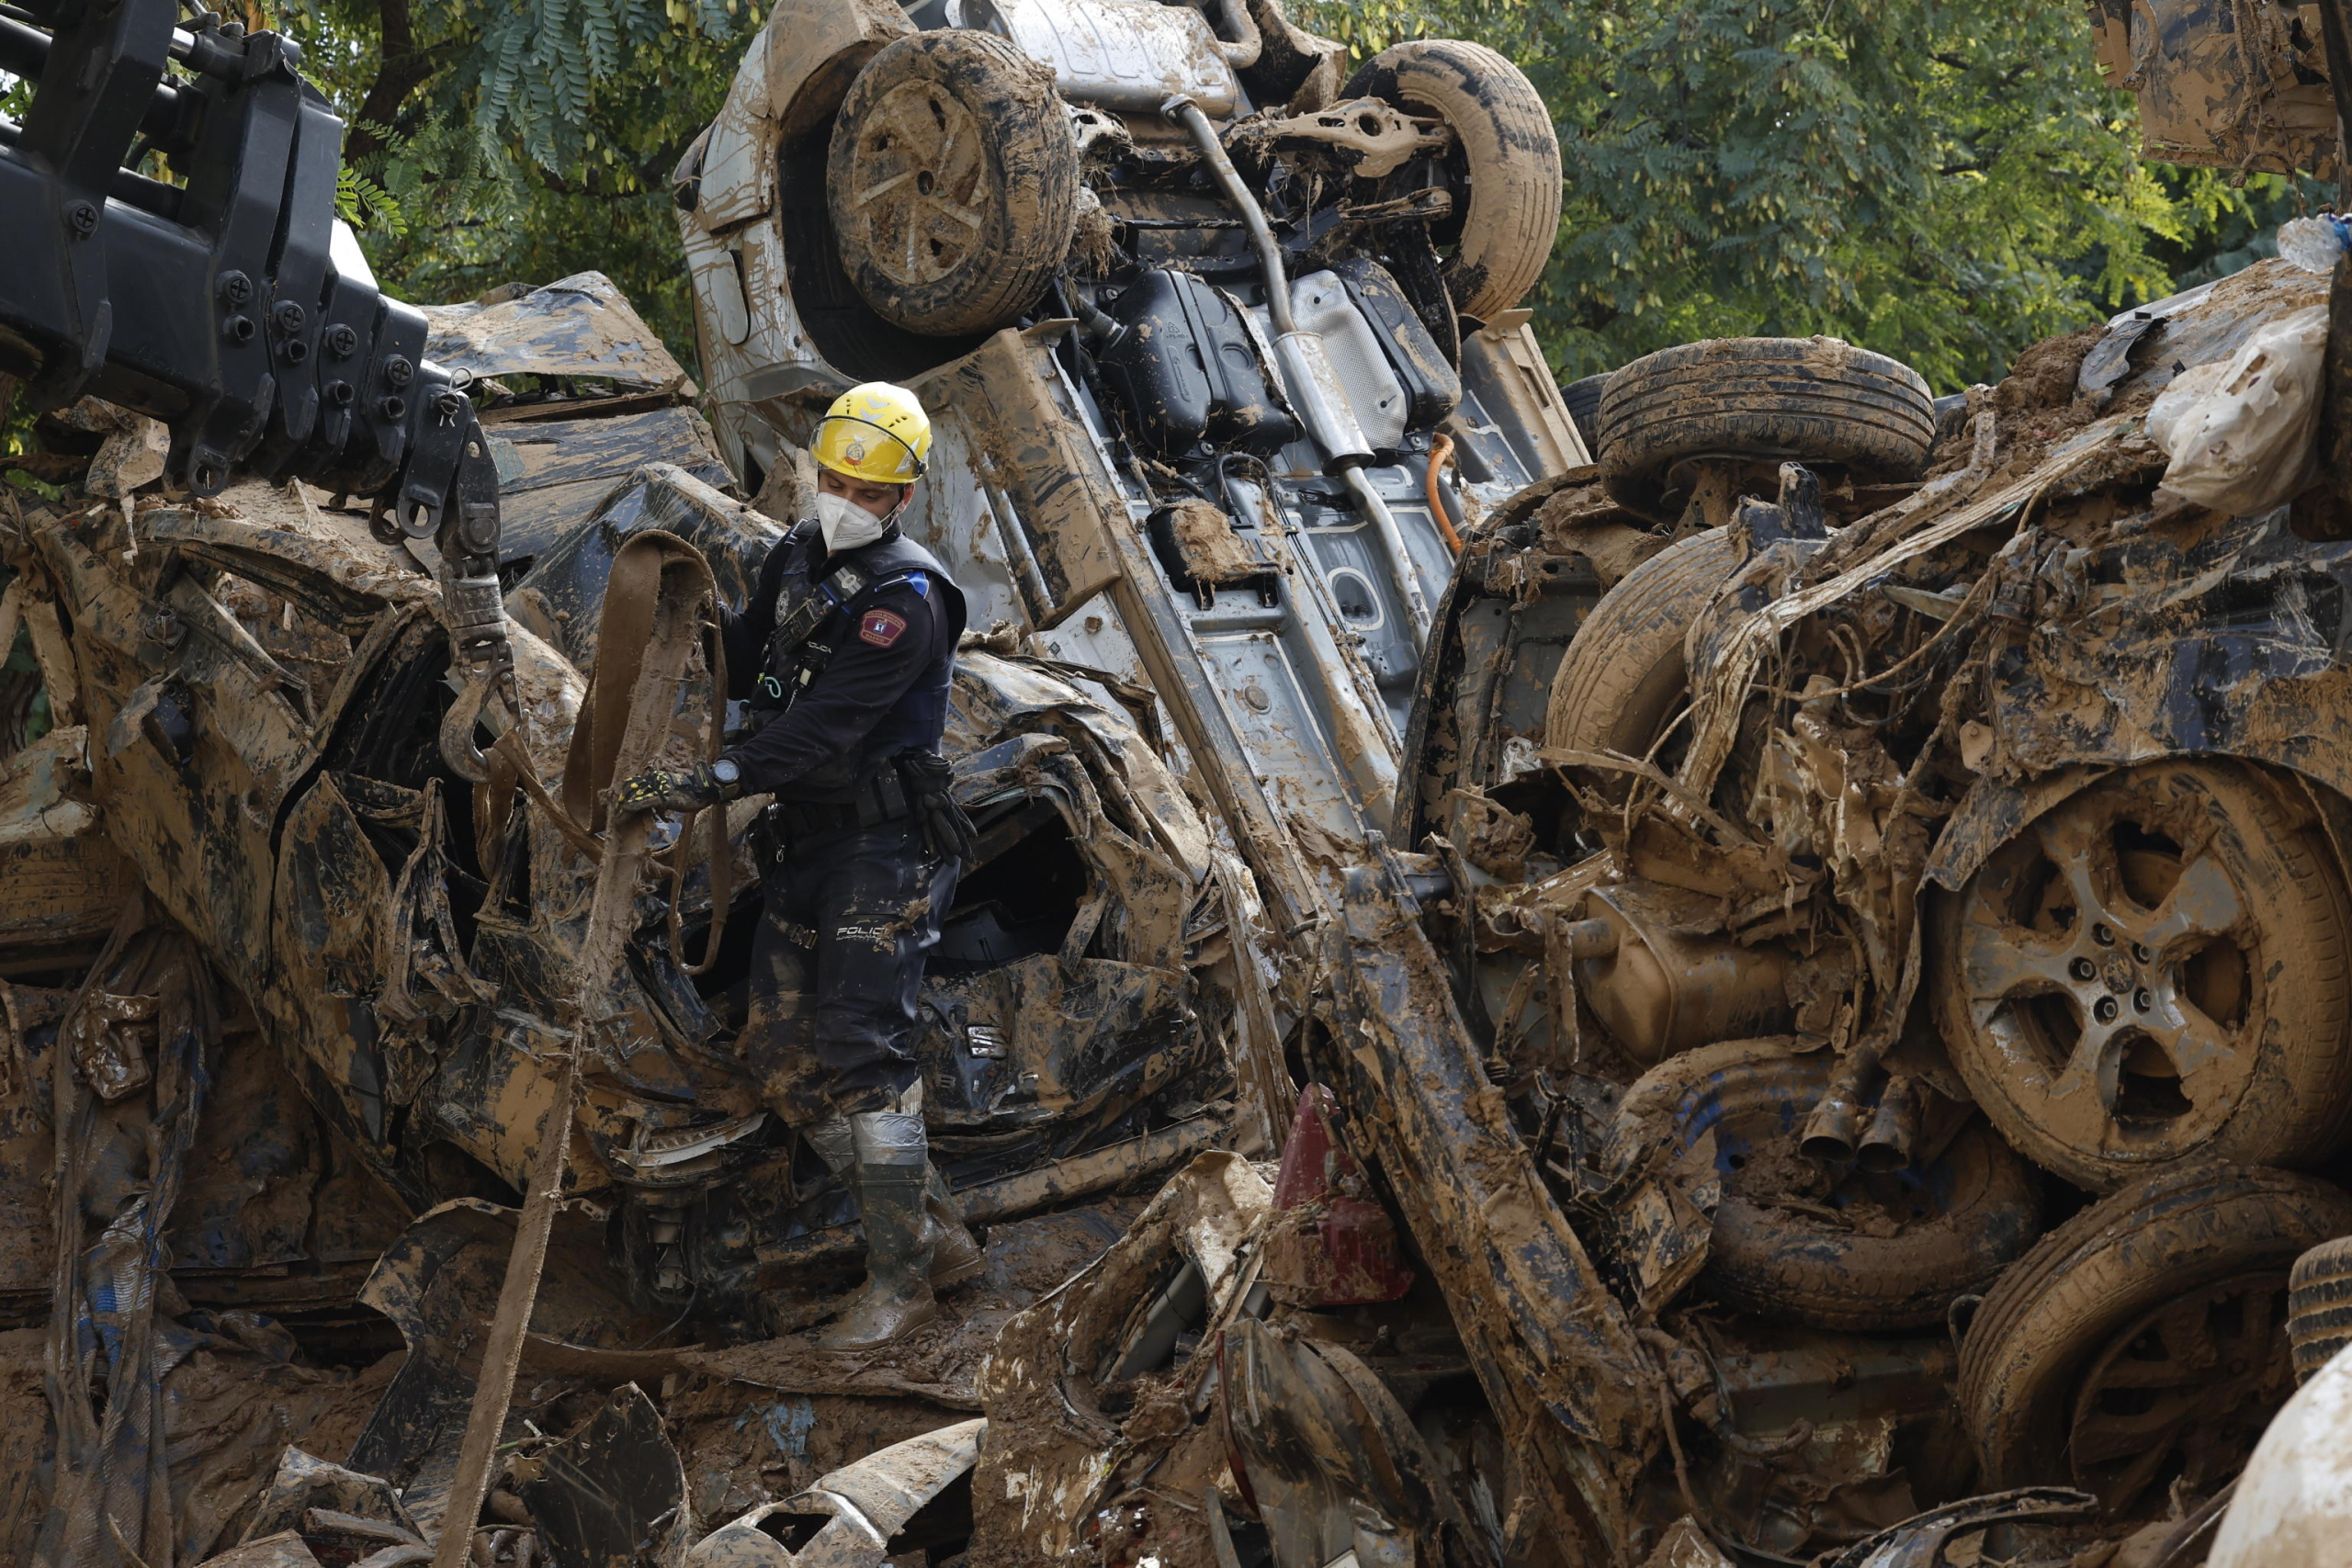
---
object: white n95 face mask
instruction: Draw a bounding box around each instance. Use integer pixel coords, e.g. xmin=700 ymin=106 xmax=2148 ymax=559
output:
xmin=816 ymin=491 xmax=888 ymax=554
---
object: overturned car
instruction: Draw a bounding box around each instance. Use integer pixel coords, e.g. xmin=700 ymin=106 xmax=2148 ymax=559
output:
xmin=675 ymin=0 xmax=1587 ymax=852
xmin=16 ymin=0 xmax=2352 ymax=1562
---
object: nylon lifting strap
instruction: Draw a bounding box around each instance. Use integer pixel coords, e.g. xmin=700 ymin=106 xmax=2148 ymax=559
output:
xmin=471 ymin=529 xmax=735 ymax=977
xmin=430 ymin=525 xmax=734 ymax=1568
xmin=574 ymin=530 xmax=729 ymax=976
xmin=565 ymin=532 xmax=713 ymax=829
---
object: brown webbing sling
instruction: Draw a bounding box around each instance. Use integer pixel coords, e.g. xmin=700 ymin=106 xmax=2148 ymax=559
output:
xmin=432 ymin=528 xmax=729 ymax=1568
xmin=481 ymin=528 xmax=731 ymax=973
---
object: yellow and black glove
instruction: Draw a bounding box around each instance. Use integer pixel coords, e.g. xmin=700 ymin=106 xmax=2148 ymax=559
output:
xmin=613 ymin=759 xmax=741 ymax=816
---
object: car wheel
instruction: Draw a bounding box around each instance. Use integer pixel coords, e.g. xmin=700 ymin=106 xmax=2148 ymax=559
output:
xmin=1959 ymin=1164 xmax=2352 ymax=1517
xmin=1559 ymin=371 xmax=1608 ymax=448
xmin=826 ymin=29 xmax=1079 ymax=338
xmin=2288 ymin=1235 xmax=2352 ymax=1383
xmin=1615 ymin=1040 xmax=2043 ymax=1331
xmin=1544 ymin=526 xmax=1738 ymax=777
xmin=1932 ymin=761 xmax=2352 ymax=1191
xmin=1342 ymin=39 xmax=1562 ymax=321
xmin=1595 ymin=337 xmax=1935 ymax=514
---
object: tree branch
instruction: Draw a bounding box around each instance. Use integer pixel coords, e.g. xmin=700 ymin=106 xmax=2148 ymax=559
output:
xmin=346 ymin=0 xmax=443 ymax=164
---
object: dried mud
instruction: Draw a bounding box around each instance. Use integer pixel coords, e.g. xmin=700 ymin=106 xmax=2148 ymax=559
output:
xmin=9 ymin=39 xmax=2352 ymax=1560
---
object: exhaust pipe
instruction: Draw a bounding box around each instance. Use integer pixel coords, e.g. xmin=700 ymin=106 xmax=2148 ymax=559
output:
xmin=1801 ymin=1043 xmax=1883 ymax=1164
xmin=1855 ymin=1075 xmax=1921 ymax=1174
xmin=1164 ymin=94 xmax=1432 ymax=649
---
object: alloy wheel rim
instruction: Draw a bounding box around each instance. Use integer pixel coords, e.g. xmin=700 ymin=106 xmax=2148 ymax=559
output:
xmin=1957 ymin=790 xmax=2258 ymax=1163
xmin=2066 ymin=1270 xmax=2290 ymax=1516
xmin=847 ymin=81 xmax=989 ymax=287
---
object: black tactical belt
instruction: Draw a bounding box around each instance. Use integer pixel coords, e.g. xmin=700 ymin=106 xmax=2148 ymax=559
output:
xmin=767 ymin=769 xmax=913 ymax=840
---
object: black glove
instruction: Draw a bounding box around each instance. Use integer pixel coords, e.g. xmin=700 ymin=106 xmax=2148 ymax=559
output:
xmin=614 ymin=761 xmax=739 ymax=816
xmin=897 ymin=750 xmax=978 ymax=863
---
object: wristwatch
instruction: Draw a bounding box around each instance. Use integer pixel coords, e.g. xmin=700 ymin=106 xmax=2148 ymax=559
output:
xmin=711 ymin=758 xmax=742 ymax=793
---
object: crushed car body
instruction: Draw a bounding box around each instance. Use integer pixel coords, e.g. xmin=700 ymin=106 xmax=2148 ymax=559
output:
xmin=15 ymin=0 xmax=2352 ymax=1562
xmin=0 ymin=273 xmax=1256 ymax=1564
xmin=1336 ymin=258 xmax=2352 ymax=1562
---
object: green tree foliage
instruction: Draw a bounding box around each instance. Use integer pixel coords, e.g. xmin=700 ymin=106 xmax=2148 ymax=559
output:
xmin=1302 ymin=0 xmax=2315 ymax=389
xmin=264 ymin=0 xmax=2312 ymax=391
xmin=269 ymin=0 xmax=762 ymax=366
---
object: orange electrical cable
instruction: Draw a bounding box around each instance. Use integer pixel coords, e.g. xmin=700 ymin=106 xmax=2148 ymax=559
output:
xmin=1427 ymin=432 xmax=1464 ymax=556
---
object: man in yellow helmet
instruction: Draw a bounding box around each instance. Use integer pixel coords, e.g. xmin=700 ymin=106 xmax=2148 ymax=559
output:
xmin=614 ymin=382 xmax=978 ymax=1348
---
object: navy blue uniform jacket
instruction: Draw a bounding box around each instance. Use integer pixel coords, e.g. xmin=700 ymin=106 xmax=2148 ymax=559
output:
xmin=717 ymin=522 xmax=964 ymax=803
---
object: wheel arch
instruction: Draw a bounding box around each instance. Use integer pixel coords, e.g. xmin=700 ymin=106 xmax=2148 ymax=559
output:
xmin=683 ymin=0 xmax=912 ymax=236
xmin=1926 ymin=748 xmax=2352 ymax=897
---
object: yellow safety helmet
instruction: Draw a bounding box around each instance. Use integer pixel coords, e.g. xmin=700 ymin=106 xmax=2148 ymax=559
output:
xmin=812 ymin=382 xmax=932 ymax=486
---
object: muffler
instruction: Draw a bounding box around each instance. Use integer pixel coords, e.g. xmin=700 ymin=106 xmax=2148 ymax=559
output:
xmin=1572 ymin=879 xmax=1792 ymax=1064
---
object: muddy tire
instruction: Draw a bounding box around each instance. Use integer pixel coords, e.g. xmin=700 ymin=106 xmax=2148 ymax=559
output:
xmin=1714 ymin=1124 xmax=2041 ymax=1334
xmin=2288 ymin=1235 xmax=2352 ymax=1382
xmin=1343 ymin=40 xmax=1561 ymax=321
xmin=1595 ymin=337 xmax=1935 ymax=513
xmin=1544 ymin=527 xmax=1738 ymax=772
xmin=1958 ymin=1165 xmax=2352 ymax=1516
xmin=1560 ymin=372 xmax=1607 ymax=447
xmin=1932 ymin=761 xmax=2352 ymax=1192
xmin=1619 ymin=1041 xmax=2042 ymax=1331
xmin=827 ymin=30 xmax=1078 ymax=338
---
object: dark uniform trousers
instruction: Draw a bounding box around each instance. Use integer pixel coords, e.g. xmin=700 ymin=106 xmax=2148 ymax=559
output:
xmin=720 ymin=518 xmax=966 ymax=1127
xmin=742 ymin=818 xmax=960 ymax=1122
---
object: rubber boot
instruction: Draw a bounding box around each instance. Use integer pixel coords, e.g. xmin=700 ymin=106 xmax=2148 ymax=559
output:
xmin=819 ymin=1161 xmax=937 ymax=1348
xmin=804 ymin=1114 xmax=856 ymax=1178
xmin=924 ymin=1165 xmax=986 ymax=1291
xmin=818 ymin=1089 xmax=940 ymax=1349
xmin=806 ymin=1116 xmax=979 ymax=1290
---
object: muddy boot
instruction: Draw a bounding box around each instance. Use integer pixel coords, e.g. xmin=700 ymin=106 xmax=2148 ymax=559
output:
xmin=808 ymin=1118 xmax=978 ymax=1291
xmin=818 ymin=1089 xmax=938 ymax=1349
xmin=820 ymin=1161 xmax=937 ymax=1348
xmin=923 ymin=1164 xmax=985 ymax=1291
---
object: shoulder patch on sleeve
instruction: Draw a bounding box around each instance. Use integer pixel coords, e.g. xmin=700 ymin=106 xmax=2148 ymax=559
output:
xmin=858 ymin=607 xmax=909 ymax=648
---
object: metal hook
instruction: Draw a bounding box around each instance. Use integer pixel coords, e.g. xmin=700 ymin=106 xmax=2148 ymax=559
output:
xmin=438 ymin=665 xmax=493 ymax=783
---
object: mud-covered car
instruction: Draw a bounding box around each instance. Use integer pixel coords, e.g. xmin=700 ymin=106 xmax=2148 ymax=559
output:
xmin=674 ymin=0 xmax=1589 ymax=882
xmin=8 ymin=274 xmax=1227 ymax=1311
xmin=1330 ymin=259 xmax=2352 ymax=1562
xmin=0 ymin=274 xmax=1270 ymax=1562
